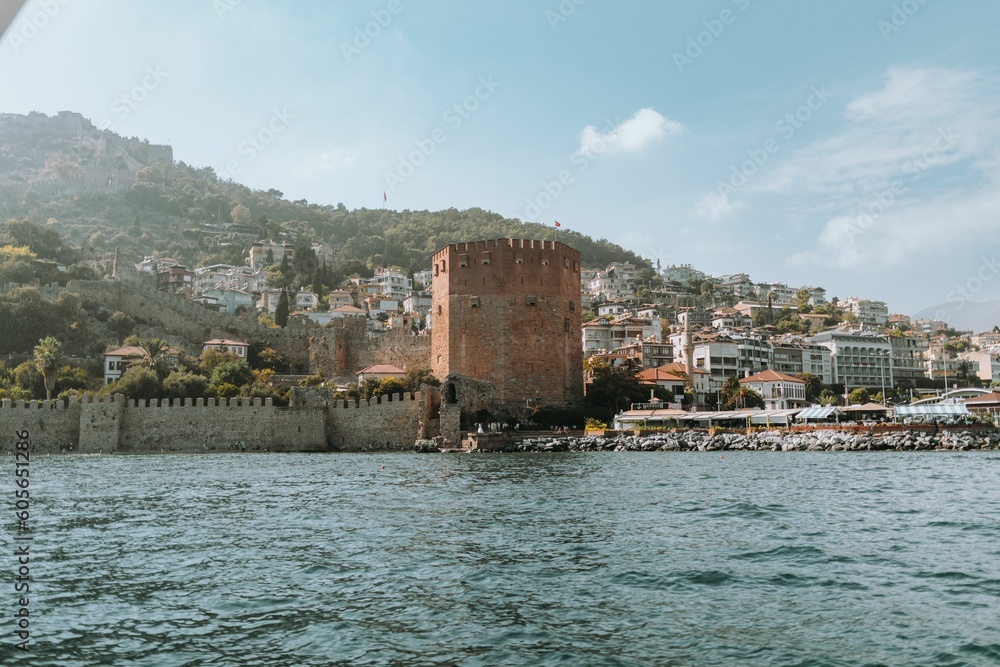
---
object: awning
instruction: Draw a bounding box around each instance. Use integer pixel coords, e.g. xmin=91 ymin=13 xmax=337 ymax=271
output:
xmin=615 ymin=409 xmax=687 ymax=424
xmin=796 ymin=406 xmax=843 ymax=420
xmin=842 ymin=402 xmax=890 ymax=412
xmin=894 ymin=404 xmax=970 ymax=417
xmin=749 ymin=409 xmax=801 ymax=425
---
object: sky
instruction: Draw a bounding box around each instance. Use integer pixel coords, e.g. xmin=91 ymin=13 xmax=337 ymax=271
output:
xmin=1 ymin=0 xmax=999 ymax=318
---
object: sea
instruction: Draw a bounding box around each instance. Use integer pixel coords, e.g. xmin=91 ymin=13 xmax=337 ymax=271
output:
xmin=4 ymin=451 xmax=1000 ymax=666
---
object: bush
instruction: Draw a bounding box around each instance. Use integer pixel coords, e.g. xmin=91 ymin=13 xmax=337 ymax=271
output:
xmin=163 ymin=371 xmax=209 ymax=400
xmin=106 ymin=367 xmax=161 ymax=401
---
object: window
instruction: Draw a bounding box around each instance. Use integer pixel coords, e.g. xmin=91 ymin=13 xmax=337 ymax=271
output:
xmin=470 ymin=296 xmax=479 ymax=307
xmin=437 ymin=305 xmax=442 ymax=315
xmin=459 ymin=254 xmax=468 ymax=267
xmin=481 ymin=251 xmax=490 ymax=265
xmin=564 ymin=257 xmax=570 ymax=269
xmin=434 ymin=264 xmax=439 ymax=276
xmin=564 ymin=318 xmax=570 ymax=331
xmin=525 ymin=295 xmax=537 ymax=306
xmin=541 ymin=252 xmax=550 ymax=266
xmin=515 ymin=252 xmax=524 ymax=264
xmin=569 ymin=300 xmax=575 ymax=311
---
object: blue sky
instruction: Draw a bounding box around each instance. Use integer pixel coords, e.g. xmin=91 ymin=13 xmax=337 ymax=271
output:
xmin=1 ymin=0 xmax=999 ymax=317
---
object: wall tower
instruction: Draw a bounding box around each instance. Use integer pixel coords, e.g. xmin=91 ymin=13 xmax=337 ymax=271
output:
xmin=430 ymin=239 xmax=583 ymax=411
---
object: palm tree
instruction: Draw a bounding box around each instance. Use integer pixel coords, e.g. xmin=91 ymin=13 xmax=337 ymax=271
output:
xmin=33 ymin=336 xmax=63 ymax=400
xmin=133 ymin=338 xmax=171 ymax=379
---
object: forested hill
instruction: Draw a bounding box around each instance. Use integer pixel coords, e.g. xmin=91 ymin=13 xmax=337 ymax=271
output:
xmin=0 ymin=111 xmax=653 ymax=276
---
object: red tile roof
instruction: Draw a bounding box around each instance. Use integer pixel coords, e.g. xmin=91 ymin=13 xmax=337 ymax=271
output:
xmin=740 ymin=370 xmax=804 ymax=384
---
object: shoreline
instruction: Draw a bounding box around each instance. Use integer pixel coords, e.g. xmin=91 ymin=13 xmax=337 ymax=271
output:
xmin=458 ymin=427 xmax=1000 ymax=453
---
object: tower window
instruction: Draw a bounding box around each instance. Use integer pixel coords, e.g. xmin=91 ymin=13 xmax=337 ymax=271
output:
xmin=525 ymin=295 xmax=537 ymax=306
xmin=541 ymin=252 xmax=550 ymax=266
xmin=515 ymin=252 xmax=524 ymax=264
xmin=459 ymin=254 xmax=468 ymax=267
xmin=470 ymin=296 xmax=479 ymax=307
xmin=481 ymin=251 xmax=490 ymax=265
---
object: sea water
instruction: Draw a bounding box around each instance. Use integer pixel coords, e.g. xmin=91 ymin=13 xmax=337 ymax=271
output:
xmin=5 ymin=452 xmax=1000 ymax=666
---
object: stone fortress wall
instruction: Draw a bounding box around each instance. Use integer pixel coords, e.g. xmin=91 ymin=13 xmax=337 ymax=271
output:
xmin=0 ymin=386 xmax=456 ymax=455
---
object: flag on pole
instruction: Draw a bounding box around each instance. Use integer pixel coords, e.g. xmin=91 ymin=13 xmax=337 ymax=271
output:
xmin=554 ymin=220 xmax=561 ymax=228
xmin=383 ymin=191 xmax=387 ymax=203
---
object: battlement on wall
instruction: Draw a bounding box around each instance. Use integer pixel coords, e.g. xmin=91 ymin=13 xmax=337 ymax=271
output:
xmin=125 ymin=397 xmax=273 ymax=408
xmin=433 ymin=238 xmax=578 ymax=259
xmin=331 ymin=392 xmax=417 ymax=409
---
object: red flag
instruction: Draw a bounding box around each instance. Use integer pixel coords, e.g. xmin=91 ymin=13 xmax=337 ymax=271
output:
xmin=554 ymin=220 xmax=561 ymax=227
xmin=383 ymin=191 xmax=387 ymax=202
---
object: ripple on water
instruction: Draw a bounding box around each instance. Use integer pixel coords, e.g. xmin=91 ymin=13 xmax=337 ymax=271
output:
xmin=13 ymin=451 xmax=1000 ymax=666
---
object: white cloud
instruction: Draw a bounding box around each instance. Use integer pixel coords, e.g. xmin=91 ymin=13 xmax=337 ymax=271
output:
xmin=759 ymin=67 xmax=997 ymax=199
xmin=693 ymin=191 xmax=746 ymax=221
xmin=575 ymin=108 xmax=686 ymax=158
xmin=770 ymin=66 xmax=1000 ymax=270
xmin=294 ymin=147 xmax=361 ymax=177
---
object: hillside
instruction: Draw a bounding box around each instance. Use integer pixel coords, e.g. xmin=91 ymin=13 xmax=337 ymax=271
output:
xmin=0 ymin=111 xmax=654 ymax=277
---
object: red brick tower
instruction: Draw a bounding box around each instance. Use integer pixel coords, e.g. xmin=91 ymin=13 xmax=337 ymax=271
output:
xmin=430 ymin=239 xmax=583 ymax=410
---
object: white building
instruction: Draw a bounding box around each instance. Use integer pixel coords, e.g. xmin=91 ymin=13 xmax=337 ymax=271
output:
xmin=810 ymin=330 xmax=893 ymax=389
xmin=662 ymin=264 xmax=706 ymax=285
xmin=583 ymin=315 xmax=658 ymax=356
xmin=365 ymin=267 xmax=412 ymax=301
xmin=194 ymin=288 xmax=254 ymax=315
xmin=248 ymin=241 xmax=295 ymax=269
xmin=202 ymin=338 xmax=249 ymax=359
xmin=962 ymin=350 xmax=1000 ymax=382
xmin=841 ymin=297 xmax=889 ymax=326
xmin=739 ymin=370 xmax=808 ymax=410
xmin=103 ymin=345 xmax=180 ymax=385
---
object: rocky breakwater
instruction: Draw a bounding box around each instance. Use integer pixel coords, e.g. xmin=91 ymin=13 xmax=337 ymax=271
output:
xmin=482 ymin=429 xmax=1000 ymax=453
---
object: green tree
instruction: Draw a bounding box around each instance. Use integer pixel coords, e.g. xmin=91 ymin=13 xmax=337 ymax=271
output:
xmin=210 ymin=360 xmax=253 ymax=389
xmin=585 ymin=361 xmax=669 ymax=420
xmin=818 ymin=388 xmax=843 ymax=406
xmin=133 ymin=338 xmax=172 ymax=379
xmin=109 ymin=367 xmax=162 ymax=401
xmin=794 ymin=287 xmax=813 ymax=313
xmin=56 ymin=365 xmax=92 ymax=395
xmin=107 ymin=311 xmax=136 ymax=343
xmin=275 ymin=289 xmax=289 ymax=327
xmin=33 ymin=336 xmax=63 ymax=400
xmin=163 ymin=371 xmax=209 ymax=400
xmin=404 ymin=366 xmax=440 ymax=391
xmin=230 ymin=203 xmax=252 ymax=226
xmin=796 ymin=373 xmax=823 ymax=402
xmin=848 ymin=387 xmax=870 ymax=405
xmin=372 ymin=377 xmax=408 ymax=398
xmin=719 ymin=374 xmax=765 ymax=410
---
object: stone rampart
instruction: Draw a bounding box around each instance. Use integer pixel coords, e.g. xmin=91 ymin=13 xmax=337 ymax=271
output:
xmin=0 ymin=388 xmax=440 ymax=454
xmin=328 ymin=391 xmax=425 ymax=452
